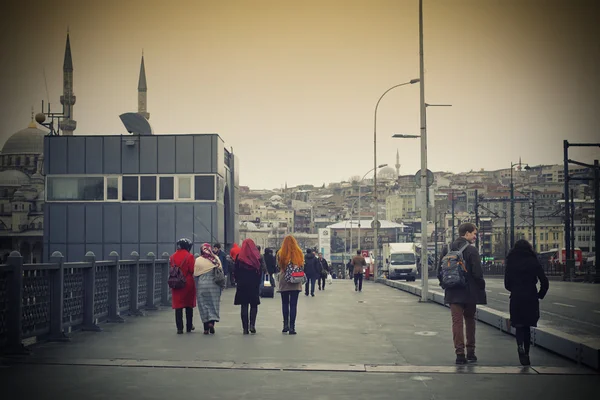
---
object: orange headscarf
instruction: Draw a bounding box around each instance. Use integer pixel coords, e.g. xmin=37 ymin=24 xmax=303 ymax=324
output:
xmin=277 ymin=235 xmax=304 ymax=271
xmin=230 ymin=243 xmax=241 ymax=260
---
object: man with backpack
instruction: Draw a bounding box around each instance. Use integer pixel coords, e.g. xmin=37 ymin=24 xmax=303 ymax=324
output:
xmin=437 ymin=222 xmax=487 ymax=365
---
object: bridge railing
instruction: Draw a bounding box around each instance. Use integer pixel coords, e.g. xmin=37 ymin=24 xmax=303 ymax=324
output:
xmin=0 ymin=250 xmax=173 ymax=354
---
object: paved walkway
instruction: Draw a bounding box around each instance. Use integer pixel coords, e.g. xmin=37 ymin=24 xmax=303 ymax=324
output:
xmin=2 ymin=280 xmax=599 ymax=399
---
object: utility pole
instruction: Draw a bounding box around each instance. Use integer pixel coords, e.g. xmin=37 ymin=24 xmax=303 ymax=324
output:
xmin=451 ymin=189 xmax=455 ymax=242
xmin=594 ymin=160 xmax=599 ymax=281
xmin=475 ymin=189 xmax=480 ymax=249
xmin=563 ymin=140 xmax=572 ymax=271
xmin=510 ymin=165 xmax=515 ymax=248
xmin=531 ymin=190 xmax=536 ymax=252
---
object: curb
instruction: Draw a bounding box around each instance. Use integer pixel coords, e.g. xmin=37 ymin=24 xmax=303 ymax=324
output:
xmin=379 ymin=279 xmax=600 ymax=370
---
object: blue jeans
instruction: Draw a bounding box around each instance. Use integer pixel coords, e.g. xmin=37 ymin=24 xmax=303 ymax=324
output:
xmin=304 ymin=277 xmax=316 ymax=295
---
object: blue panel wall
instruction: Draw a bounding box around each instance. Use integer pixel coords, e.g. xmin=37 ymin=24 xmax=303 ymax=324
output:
xmin=140 ymin=244 xmax=158 ymax=258
xmin=103 ymin=203 xmax=121 ymax=243
xmin=157 ymin=204 xmax=175 ymax=244
xmin=67 ymin=244 xmax=85 ymax=262
xmin=175 ymin=204 xmax=194 ymax=243
xmin=48 ymin=137 xmax=68 ymax=174
xmin=67 ymin=137 xmax=86 ymax=174
xmin=193 ymin=135 xmax=212 ymax=172
xmin=139 ymin=204 xmax=157 ymax=243
xmin=121 ymin=243 xmax=140 ymax=259
xmin=48 ymin=204 xmax=67 ymax=243
xmin=122 ymin=139 xmax=139 ymax=174
xmin=193 ymin=203 xmax=213 ymax=244
xmin=85 ymin=204 xmax=103 ymax=243
xmin=86 ymin=244 xmax=103 ymax=260
xmin=67 ymin=204 xmax=85 ymax=244
xmin=85 ymin=137 xmax=103 ymax=173
xmin=140 ymin=136 xmax=158 ymax=173
xmin=103 ymin=136 xmax=121 ymax=174
xmin=175 ymin=135 xmax=194 ymax=173
xmin=157 ymin=136 xmax=175 ymax=173
xmin=121 ymin=204 xmax=139 ymax=243
xmin=215 ymin=136 xmax=226 ymax=178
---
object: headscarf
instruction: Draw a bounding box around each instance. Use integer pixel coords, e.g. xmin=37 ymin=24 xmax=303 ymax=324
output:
xmin=230 ymin=243 xmax=241 ymax=261
xmin=277 ymin=235 xmax=304 ymax=271
xmin=201 ymin=243 xmax=219 ymax=266
xmin=238 ymin=239 xmax=261 ymax=271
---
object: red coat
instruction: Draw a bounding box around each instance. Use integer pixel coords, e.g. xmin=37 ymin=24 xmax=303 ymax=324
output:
xmin=170 ymin=250 xmax=196 ymax=309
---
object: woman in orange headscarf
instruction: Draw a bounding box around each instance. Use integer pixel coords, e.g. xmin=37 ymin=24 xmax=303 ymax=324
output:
xmin=277 ymin=235 xmax=305 ymax=335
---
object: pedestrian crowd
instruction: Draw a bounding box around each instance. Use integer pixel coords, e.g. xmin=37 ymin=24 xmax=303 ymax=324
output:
xmin=169 ymin=222 xmax=550 ymax=367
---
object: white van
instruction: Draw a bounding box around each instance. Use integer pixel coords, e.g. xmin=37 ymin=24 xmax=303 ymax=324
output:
xmin=383 ymin=243 xmax=417 ymax=281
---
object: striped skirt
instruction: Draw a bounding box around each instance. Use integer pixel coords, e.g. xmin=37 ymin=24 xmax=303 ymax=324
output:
xmin=195 ymin=273 xmax=222 ymax=323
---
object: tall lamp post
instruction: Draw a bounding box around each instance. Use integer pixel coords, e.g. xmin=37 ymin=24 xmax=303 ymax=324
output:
xmin=509 ymin=161 xmax=531 ymax=248
xmin=373 ymin=79 xmax=419 ymax=281
xmin=358 ymin=164 xmax=388 ymax=258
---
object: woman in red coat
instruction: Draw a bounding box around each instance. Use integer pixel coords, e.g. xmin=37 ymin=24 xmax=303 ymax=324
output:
xmin=170 ymin=238 xmax=196 ymax=334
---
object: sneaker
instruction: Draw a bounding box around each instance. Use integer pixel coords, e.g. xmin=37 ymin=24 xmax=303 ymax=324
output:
xmin=355 ymin=285 xmax=358 ymax=291
xmin=467 ymin=353 xmax=477 ymax=362
xmin=455 ymin=354 xmax=467 ymax=365
xmin=518 ymin=345 xmax=530 ymax=366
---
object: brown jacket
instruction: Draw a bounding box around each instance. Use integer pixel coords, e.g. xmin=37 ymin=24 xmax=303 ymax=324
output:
xmin=352 ymin=255 xmax=367 ymax=274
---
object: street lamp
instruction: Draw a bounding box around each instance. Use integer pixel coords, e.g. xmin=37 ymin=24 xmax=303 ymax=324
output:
xmin=509 ymin=161 xmax=531 ymax=248
xmin=357 ymin=164 xmax=388 ymax=260
xmin=373 ymin=79 xmax=419 ymax=282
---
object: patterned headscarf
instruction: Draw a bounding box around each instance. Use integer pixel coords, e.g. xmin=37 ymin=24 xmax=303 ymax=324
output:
xmin=201 ymin=243 xmax=219 ymax=266
xmin=277 ymin=235 xmax=304 ymax=271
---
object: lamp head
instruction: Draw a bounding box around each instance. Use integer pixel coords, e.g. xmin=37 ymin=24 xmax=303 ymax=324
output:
xmin=409 ymin=79 xmax=420 ymax=84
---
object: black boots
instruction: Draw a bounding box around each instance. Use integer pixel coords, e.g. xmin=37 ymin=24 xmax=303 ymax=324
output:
xmin=455 ymin=354 xmax=467 ymax=365
xmin=242 ymin=313 xmax=249 ymax=335
xmin=518 ymin=345 xmax=530 ymax=366
xmin=249 ymin=307 xmax=257 ymax=334
xmin=289 ymin=323 xmax=297 ymax=335
xmin=282 ymin=320 xmax=289 ymax=333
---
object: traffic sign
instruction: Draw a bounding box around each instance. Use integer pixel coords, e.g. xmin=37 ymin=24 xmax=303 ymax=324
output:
xmin=414 ymin=169 xmax=434 ymax=188
xmin=370 ymin=220 xmax=381 ymax=229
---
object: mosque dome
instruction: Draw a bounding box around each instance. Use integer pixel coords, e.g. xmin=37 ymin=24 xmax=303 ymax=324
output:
xmin=269 ymin=195 xmax=283 ymax=201
xmin=0 ymin=170 xmax=30 ymax=186
xmin=2 ymin=122 xmax=46 ymax=155
xmin=377 ymin=167 xmax=397 ymax=180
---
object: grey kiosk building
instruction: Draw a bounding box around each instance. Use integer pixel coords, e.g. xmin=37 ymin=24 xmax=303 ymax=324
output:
xmin=43 ymin=134 xmax=239 ymax=262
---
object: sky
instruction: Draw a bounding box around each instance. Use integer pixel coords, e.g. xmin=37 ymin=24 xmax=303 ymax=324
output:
xmin=1 ymin=0 xmax=599 ymax=190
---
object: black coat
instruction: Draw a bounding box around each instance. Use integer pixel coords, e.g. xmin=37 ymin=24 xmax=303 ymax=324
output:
xmin=437 ymin=237 xmax=487 ymax=305
xmin=233 ymin=260 xmax=261 ymax=306
xmin=504 ymin=249 xmax=549 ymax=327
xmin=304 ymin=253 xmax=320 ymax=279
xmin=319 ymin=258 xmax=330 ymax=276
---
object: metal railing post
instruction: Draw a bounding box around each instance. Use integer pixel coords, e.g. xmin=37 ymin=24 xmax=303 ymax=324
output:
xmin=107 ymin=251 xmax=124 ymax=323
xmin=161 ymin=252 xmax=171 ymax=307
xmin=48 ymin=251 xmax=69 ymax=342
xmin=128 ymin=251 xmax=144 ymax=316
xmin=145 ymin=252 xmax=158 ymax=310
xmin=82 ymin=251 xmax=101 ymax=331
xmin=5 ymin=251 xmax=28 ymax=354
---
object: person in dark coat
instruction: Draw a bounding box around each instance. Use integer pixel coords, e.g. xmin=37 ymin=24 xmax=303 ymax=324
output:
xmin=264 ymin=248 xmax=278 ymax=287
xmin=437 ymin=223 xmax=487 ymax=365
xmin=170 ymin=238 xmax=196 ymax=334
xmin=303 ymin=249 xmax=320 ymax=297
xmin=213 ymin=243 xmax=228 ymax=287
xmin=317 ymin=253 xmax=330 ymax=290
xmin=504 ymin=239 xmax=549 ymax=366
xmin=234 ymin=239 xmax=262 ymax=334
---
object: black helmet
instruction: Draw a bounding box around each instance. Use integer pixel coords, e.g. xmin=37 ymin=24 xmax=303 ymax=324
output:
xmin=177 ymin=238 xmax=193 ymax=251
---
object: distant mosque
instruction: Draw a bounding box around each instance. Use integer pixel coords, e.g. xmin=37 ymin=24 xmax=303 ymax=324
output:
xmin=0 ymin=32 xmax=150 ymax=262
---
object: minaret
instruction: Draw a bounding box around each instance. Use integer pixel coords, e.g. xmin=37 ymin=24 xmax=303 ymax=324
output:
xmin=59 ymin=31 xmax=77 ymax=135
xmin=138 ymin=52 xmax=150 ymax=120
xmin=395 ymin=149 xmax=401 ymax=178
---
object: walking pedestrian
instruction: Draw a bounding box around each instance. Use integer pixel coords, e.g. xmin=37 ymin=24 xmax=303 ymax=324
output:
xmin=437 ymin=223 xmax=487 ymax=365
xmin=170 ymin=238 xmax=196 ymax=334
xmin=351 ymin=250 xmax=366 ymax=292
xmin=278 ymin=235 xmax=305 ymax=335
xmin=317 ymin=253 xmax=330 ymax=290
xmin=303 ymin=248 xmax=320 ymax=296
xmin=213 ymin=243 xmax=228 ymax=288
xmin=264 ymin=248 xmax=278 ymax=287
xmin=234 ymin=239 xmax=262 ymax=334
xmin=194 ymin=243 xmax=224 ymax=335
xmin=504 ymin=239 xmax=549 ymax=366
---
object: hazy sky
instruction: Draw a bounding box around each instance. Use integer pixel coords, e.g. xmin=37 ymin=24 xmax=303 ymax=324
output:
xmin=1 ymin=0 xmax=598 ymax=189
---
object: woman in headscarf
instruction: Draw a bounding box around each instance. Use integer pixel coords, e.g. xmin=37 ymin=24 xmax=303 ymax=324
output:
xmin=234 ymin=239 xmax=262 ymax=334
xmin=194 ymin=243 xmax=224 ymax=334
xmin=170 ymin=238 xmax=196 ymax=334
xmin=277 ymin=235 xmax=305 ymax=335
xmin=504 ymin=239 xmax=549 ymax=366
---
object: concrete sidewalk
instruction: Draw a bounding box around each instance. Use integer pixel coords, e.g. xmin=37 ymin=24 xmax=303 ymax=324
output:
xmin=2 ymin=280 xmax=599 ymax=400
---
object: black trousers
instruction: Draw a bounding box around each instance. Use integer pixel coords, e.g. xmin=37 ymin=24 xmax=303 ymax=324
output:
xmin=515 ymin=326 xmax=531 ymax=353
xmin=305 ymin=277 xmax=316 ymax=295
xmin=240 ymin=303 xmax=258 ymax=329
xmin=354 ymin=273 xmax=363 ymax=291
xmin=281 ymin=291 xmax=300 ymax=327
xmin=175 ymin=307 xmax=193 ymax=331
xmin=318 ymin=274 xmax=327 ymax=289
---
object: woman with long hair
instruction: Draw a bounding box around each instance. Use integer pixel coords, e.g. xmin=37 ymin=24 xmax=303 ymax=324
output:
xmin=504 ymin=239 xmax=549 ymax=366
xmin=277 ymin=235 xmax=305 ymax=335
xmin=234 ymin=239 xmax=262 ymax=334
xmin=194 ymin=243 xmax=224 ymax=335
